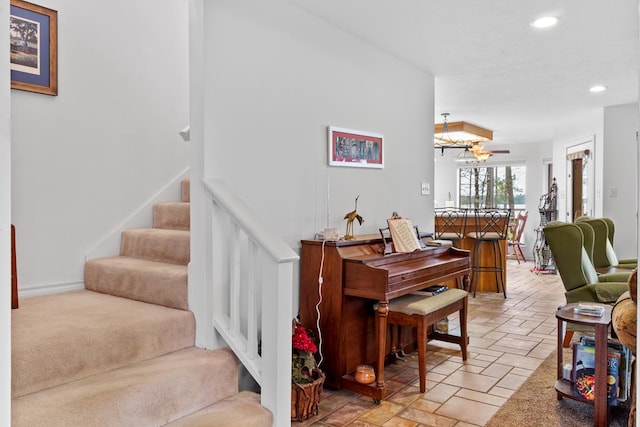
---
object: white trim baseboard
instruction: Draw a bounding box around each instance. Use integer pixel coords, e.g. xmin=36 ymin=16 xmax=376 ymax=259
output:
xmin=18 ymin=281 xmax=85 ymax=299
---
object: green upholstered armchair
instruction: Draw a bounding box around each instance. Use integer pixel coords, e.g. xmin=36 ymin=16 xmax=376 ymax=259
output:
xmin=543 ymin=221 xmax=629 ymax=346
xmin=576 ymin=217 xmax=637 ymax=270
xmin=601 ymin=217 xmax=637 ymax=268
xmin=573 ymin=221 xmax=595 ymax=265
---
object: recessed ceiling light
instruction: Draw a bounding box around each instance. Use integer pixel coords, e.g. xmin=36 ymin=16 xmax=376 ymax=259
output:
xmin=589 ymin=85 xmax=606 ymax=93
xmin=531 ymin=16 xmax=558 ymax=28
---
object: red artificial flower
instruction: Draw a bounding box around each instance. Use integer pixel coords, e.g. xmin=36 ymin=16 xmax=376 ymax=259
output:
xmin=292 ymin=326 xmax=317 ymax=353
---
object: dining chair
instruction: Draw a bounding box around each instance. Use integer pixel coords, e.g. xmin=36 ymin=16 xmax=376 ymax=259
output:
xmin=467 ymin=208 xmax=511 ymax=298
xmin=507 ymin=211 xmax=528 ymax=264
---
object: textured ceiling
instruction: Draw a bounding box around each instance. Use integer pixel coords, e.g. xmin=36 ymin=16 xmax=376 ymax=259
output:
xmin=287 ymin=0 xmax=639 ymax=145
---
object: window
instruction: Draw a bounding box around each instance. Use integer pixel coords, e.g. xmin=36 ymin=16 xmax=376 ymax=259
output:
xmin=459 ymin=164 xmax=526 ymax=209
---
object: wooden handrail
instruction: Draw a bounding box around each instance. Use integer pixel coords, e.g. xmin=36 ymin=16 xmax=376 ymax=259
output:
xmin=12 ymin=224 xmax=18 ymax=309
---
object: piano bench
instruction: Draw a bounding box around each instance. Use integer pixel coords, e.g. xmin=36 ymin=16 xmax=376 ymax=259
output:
xmin=385 ymin=288 xmax=469 ymax=393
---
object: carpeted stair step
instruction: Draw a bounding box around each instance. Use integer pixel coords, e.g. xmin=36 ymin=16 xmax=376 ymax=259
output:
xmin=84 ymin=256 xmax=188 ymax=310
xmin=164 ymin=391 xmax=272 ymax=427
xmin=120 ymin=228 xmax=190 ymax=265
xmin=12 ymin=347 xmax=251 ymax=427
xmin=12 ymin=290 xmax=195 ymax=398
xmin=154 ymin=201 xmax=190 ymax=230
xmin=182 ymin=178 xmax=190 ymax=202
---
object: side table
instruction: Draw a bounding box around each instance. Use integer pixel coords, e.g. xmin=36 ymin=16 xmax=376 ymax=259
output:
xmin=555 ymin=303 xmax=612 ymax=427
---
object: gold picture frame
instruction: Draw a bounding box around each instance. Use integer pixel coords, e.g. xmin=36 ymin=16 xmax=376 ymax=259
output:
xmin=10 ymin=0 xmax=58 ymax=96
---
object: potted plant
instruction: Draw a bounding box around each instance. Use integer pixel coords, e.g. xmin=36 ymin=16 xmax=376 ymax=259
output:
xmin=291 ymin=319 xmax=325 ymax=422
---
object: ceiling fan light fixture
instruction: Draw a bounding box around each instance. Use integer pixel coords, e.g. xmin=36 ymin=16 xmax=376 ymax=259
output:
xmin=434 ymin=114 xmax=493 ymax=147
xmin=475 ymin=152 xmax=491 ymax=161
xmin=454 ymin=149 xmax=488 ymax=164
xmin=468 ymin=143 xmax=484 ymax=154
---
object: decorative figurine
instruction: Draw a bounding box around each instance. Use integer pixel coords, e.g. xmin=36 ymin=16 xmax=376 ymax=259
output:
xmin=344 ymin=195 xmax=364 ymax=240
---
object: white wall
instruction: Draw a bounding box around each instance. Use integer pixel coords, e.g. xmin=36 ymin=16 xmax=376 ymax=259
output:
xmin=202 ymin=1 xmax=434 ymax=247
xmin=603 ymin=103 xmax=639 ymax=259
xmin=550 ymin=106 xmax=639 ymax=259
xmin=11 ymin=0 xmax=190 ymax=294
xmin=1 ymin=0 xmax=12 ymax=422
xmin=200 ymin=0 xmax=434 ymax=314
xmin=552 ymin=109 xmax=604 ymax=222
xmin=434 ymin=140 xmax=554 ymax=261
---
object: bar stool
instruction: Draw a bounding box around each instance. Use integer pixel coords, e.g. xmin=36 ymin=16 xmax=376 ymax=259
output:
xmin=434 ymin=207 xmax=468 ymax=248
xmin=383 ymin=289 xmax=468 ymax=393
xmin=467 ymin=208 xmax=511 ymax=298
xmin=434 ymin=207 xmax=468 ymax=289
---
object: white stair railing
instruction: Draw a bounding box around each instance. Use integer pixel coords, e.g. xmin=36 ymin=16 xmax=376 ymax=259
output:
xmin=203 ymin=178 xmax=298 ymax=427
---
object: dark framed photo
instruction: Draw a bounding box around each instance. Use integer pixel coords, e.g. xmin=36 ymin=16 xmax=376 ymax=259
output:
xmin=10 ymin=0 xmax=58 ymax=96
xmin=328 ymin=126 xmax=384 ymax=169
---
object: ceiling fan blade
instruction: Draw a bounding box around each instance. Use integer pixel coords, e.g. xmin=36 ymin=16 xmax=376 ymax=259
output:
xmin=486 ymin=150 xmax=510 ymax=154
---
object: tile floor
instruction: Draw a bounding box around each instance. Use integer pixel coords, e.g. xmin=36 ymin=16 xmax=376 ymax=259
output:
xmin=298 ymin=259 xmax=568 ymax=426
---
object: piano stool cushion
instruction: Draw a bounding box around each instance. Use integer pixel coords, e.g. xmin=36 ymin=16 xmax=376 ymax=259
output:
xmin=385 ymin=288 xmax=468 ymax=316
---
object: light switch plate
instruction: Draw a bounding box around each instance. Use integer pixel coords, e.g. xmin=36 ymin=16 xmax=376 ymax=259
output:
xmin=421 ymin=182 xmax=430 ymax=195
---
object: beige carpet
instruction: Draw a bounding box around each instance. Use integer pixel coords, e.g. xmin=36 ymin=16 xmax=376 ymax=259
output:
xmin=486 ymin=350 xmax=631 ymax=427
xmin=12 ymin=178 xmax=273 ymax=426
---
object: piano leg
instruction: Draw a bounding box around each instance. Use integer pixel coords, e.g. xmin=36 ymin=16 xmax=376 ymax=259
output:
xmin=375 ymin=301 xmax=389 ymax=392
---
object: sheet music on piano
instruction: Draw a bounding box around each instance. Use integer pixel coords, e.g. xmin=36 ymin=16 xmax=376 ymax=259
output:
xmin=387 ymin=218 xmax=422 ymax=252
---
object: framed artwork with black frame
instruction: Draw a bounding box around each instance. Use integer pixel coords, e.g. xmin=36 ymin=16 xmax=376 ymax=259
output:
xmin=10 ymin=0 xmax=58 ymax=96
xmin=328 ymin=126 xmax=384 ymax=169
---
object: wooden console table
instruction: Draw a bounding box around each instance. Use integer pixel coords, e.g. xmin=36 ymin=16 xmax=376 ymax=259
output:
xmin=299 ymin=235 xmax=470 ymax=401
xmin=555 ymin=303 xmax=612 ymax=427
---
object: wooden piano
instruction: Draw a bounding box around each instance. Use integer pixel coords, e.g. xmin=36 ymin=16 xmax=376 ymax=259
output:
xmin=299 ymin=235 xmax=470 ymax=401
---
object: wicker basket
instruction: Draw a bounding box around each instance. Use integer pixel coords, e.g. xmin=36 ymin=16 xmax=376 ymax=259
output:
xmin=291 ymin=369 xmax=325 ymax=422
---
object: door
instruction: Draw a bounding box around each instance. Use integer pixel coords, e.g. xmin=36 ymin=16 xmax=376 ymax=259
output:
xmin=571 ymin=158 xmax=583 ymax=220
xmin=566 ymin=138 xmax=594 ymax=221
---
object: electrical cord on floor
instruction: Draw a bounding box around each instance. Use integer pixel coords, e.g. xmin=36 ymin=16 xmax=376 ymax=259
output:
xmin=315 ymin=239 xmax=326 ymax=368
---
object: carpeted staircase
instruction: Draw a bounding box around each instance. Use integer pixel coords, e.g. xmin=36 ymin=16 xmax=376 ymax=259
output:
xmin=11 ymin=179 xmax=273 ymax=426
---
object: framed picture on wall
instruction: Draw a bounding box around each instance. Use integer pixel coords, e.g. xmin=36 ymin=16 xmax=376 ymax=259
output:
xmin=10 ymin=0 xmax=58 ymax=96
xmin=328 ymin=126 xmax=384 ymax=168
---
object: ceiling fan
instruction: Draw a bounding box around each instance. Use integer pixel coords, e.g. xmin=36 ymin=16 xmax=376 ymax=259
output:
xmin=453 ymin=144 xmax=511 ymax=163
xmin=434 ymin=113 xmax=509 ymax=162
xmin=467 ymin=143 xmax=510 ymax=160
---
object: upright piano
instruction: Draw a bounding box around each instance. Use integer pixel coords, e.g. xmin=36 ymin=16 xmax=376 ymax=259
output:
xmin=299 ymin=235 xmax=470 ymax=401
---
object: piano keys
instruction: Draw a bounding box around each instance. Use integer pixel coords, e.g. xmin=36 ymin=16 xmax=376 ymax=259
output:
xmin=299 ymin=234 xmax=470 ymax=401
